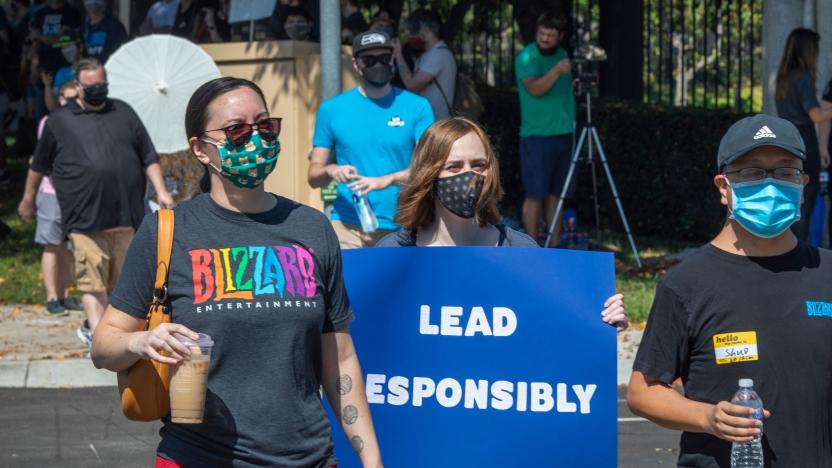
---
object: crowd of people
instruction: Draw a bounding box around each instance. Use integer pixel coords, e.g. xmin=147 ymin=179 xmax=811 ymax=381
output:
xmin=4 ymin=1 xmax=832 ymax=466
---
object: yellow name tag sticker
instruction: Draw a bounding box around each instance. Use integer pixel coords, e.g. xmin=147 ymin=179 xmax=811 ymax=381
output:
xmin=712 ymin=331 xmax=759 ymax=365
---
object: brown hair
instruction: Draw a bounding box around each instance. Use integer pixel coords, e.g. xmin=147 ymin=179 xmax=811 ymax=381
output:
xmin=60 ymin=80 xmax=78 ymax=94
xmin=74 ymin=57 xmax=105 ymax=77
xmin=775 ymin=28 xmax=820 ymax=101
xmin=396 ymin=117 xmax=503 ymax=229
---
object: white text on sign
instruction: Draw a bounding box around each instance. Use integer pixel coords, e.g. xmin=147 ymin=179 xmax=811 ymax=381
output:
xmin=366 ymin=374 xmax=597 ymax=414
xmin=419 ymin=305 xmax=518 ymax=336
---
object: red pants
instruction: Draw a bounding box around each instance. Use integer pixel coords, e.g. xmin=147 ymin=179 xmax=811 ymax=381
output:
xmin=156 ymin=455 xmax=337 ymax=468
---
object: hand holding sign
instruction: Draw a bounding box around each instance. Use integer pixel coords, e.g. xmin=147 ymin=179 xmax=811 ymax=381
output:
xmin=328 ymin=247 xmax=618 ymax=467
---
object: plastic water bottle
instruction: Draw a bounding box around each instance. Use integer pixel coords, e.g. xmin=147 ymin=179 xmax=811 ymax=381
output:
xmin=730 ymin=379 xmax=764 ymax=468
xmin=353 ymin=191 xmax=379 ymax=233
xmin=820 ymin=170 xmax=829 ymax=195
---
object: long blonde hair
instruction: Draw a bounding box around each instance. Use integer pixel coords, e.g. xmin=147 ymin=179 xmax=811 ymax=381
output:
xmin=775 ymin=28 xmax=820 ymax=101
xmin=396 ymin=118 xmax=503 ymax=229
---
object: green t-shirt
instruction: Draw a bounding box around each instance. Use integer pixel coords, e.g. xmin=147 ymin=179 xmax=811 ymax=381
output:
xmin=515 ymin=44 xmax=575 ymax=137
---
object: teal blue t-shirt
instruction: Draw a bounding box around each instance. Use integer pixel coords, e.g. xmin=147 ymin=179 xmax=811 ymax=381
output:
xmin=312 ymin=87 xmax=435 ymax=230
xmin=515 ymin=44 xmax=575 ymax=137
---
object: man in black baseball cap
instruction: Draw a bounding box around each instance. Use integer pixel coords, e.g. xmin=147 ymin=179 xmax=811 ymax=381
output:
xmin=307 ymin=30 xmax=435 ymax=248
xmin=628 ymin=114 xmax=832 ymax=467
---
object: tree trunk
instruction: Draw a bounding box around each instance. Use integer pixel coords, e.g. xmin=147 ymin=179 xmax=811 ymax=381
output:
xmin=515 ymin=0 xmax=572 ymax=45
xmin=598 ymin=0 xmax=643 ymax=100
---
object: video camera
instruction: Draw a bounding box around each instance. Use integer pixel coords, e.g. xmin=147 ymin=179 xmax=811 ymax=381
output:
xmin=572 ymin=45 xmax=607 ymax=94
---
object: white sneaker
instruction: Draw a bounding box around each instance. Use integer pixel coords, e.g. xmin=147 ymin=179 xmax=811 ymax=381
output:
xmin=76 ymin=320 xmax=93 ymax=348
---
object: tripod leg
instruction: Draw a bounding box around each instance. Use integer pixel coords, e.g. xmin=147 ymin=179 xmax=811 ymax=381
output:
xmin=544 ymin=127 xmax=588 ymax=248
xmin=589 ymin=127 xmax=643 ymax=269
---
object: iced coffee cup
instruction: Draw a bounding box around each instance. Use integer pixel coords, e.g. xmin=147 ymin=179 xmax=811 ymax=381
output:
xmin=169 ymin=333 xmax=213 ymax=424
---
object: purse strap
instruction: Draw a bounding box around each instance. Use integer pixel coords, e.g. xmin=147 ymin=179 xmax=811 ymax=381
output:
xmin=150 ymin=209 xmax=175 ymax=319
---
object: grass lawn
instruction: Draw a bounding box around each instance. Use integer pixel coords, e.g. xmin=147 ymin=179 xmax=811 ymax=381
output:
xmin=600 ymin=233 xmax=695 ymax=324
xmin=0 ymin=143 xmax=691 ymax=321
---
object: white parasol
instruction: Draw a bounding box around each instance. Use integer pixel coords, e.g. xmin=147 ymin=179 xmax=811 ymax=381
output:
xmin=105 ymin=35 xmax=221 ymax=154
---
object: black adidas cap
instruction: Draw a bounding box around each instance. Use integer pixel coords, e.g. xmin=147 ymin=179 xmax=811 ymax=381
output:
xmin=717 ymin=114 xmax=806 ymax=169
xmin=352 ymin=30 xmax=393 ymax=56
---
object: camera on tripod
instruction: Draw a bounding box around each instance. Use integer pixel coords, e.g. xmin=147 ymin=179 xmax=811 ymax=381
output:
xmin=572 ymin=44 xmax=607 ymax=93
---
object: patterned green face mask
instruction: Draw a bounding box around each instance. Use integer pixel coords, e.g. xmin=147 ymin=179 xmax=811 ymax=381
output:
xmin=206 ymin=132 xmax=280 ymax=188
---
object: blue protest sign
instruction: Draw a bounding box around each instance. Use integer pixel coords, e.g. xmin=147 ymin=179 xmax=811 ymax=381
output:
xmin=327 ymin=247 xmax=616 ymax=467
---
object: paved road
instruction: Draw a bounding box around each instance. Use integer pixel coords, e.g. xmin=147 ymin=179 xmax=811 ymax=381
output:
xmin=0 ymin=387 xmax=679 ymax=467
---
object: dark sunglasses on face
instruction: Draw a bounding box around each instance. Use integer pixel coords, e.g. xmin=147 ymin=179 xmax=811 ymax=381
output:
xmin=359 ymin=53 xmax=393 ymax=68
xmin=202 ymin=117 xmax=282 ymax=147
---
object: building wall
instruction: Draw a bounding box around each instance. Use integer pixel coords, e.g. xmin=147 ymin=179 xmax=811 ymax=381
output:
xmin=201 ymin=41 xmax=358 ymax=211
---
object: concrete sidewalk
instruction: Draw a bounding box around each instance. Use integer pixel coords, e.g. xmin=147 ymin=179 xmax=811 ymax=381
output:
xmin=0 ymin=304 xmax=644 ymax=388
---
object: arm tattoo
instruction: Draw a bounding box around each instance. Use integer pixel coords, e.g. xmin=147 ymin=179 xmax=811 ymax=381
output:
xmin=342 ymin=405 xmax=358 ymax=425
xmin=350 ymin=435 xmax=364 ymax=455
xmin=336 ymin=374 xmax=353 ymax=395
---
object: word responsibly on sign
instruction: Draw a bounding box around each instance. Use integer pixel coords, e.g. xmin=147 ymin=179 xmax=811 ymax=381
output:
xmin=363 ymin=305 xmax=597 ymax=414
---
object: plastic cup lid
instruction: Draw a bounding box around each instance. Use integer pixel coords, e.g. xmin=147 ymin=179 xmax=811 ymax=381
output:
xmin=738 ymin=378 xmax=753 ymax=388
xmin=176 ymin=332 xmax=213 ymax=348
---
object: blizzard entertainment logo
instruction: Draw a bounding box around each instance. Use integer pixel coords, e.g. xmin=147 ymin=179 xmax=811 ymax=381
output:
xmin=806 ymin=301 xmax=832 ymax=318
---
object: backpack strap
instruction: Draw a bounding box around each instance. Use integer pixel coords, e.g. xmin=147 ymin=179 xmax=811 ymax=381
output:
xmin=432 ymin=77 xmax=454 ymax=116
xmin=430 ymin=44 xmax=455 ymax=116
xmin=151 ymin=209 xmax=175 ymax=313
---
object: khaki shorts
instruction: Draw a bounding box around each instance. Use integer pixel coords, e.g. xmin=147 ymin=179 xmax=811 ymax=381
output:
xmin=331 ymin=221 xmax=395 ymax=249
xmin=69 ymin=228 xmax=135 ymax=295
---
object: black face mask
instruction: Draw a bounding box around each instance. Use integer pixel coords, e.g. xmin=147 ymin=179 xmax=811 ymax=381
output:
xmin=361 ymin=63 xmax=394 ymax=88
xmin=82 ymin=83 xmax=108 ymax=107
xmin=435 ymin=171 xmax=485 ymax=219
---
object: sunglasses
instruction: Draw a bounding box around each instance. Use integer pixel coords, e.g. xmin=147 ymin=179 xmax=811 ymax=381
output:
xmin=203 ymin=117 xmax=282 ymax=147
xmin=359 ymin=53 xmax=393 ymax=67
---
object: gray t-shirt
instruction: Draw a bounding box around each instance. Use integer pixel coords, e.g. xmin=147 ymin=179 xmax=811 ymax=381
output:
xmin=375 ymin=223 xmax=539 ymax=247
xmin=110 ymin=193 xmax=353 ymax=467
xmin=415 ymin=41 xmax=457 ymax=119
xmin=775 ymin=71 xmax=819 ymax=127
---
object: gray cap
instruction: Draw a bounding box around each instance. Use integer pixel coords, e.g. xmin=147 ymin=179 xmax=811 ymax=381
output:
xmin=717 ymin=114 xmax=806 ymax=169
xmin=352 ymin=30 xmax=393 ymax=56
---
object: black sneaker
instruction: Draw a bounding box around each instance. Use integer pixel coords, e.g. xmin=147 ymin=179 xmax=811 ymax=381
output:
xmin=45 ymin=298 xmax=68 ymax=316
xmin=60 ymin=296 xmax=84 ymax=311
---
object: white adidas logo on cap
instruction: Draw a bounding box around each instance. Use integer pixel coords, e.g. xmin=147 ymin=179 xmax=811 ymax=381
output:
xmin=753 ymin=125 xmax=776 ymax=140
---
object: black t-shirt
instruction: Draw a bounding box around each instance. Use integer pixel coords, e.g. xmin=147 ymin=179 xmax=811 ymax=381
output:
xmin=31 ymin=4 xmax=81 ymax=73
xmin=81 ymin=15 xmax=128 ymax=63
xmin=775 ymin=71 xmax=819 ymax=128
xmin=30 ymin=99 xmax=158 ymax=233
xmin=109 ymin=193 xmax=353 ymax=467
xmin=633 ymin=242 xmax=832 ymax=468
xmin=342 ymin=11 xmax=368 ymax=36
xmin=171 ymin=1 xmax=200 ymax=39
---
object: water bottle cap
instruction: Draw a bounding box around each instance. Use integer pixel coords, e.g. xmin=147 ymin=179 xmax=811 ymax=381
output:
xmin=738 ymin=378 xmax=753 ymax=388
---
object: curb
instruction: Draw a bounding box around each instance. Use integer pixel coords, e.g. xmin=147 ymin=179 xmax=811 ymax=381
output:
xmin=0 ymin=359 xmax=116 ymax=388
xmin=0 ymin=330 xmax=644 ymax=389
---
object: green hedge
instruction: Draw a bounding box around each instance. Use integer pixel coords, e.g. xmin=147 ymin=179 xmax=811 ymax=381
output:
xmin=479 ymin=89 xmax=750 ymax=242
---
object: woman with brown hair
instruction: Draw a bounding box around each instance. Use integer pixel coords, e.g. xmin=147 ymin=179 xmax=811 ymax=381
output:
xmin=775 ymin=27 xmax=832 ymax=239
xmin=376 ymin=117 xmax=627 ymax=329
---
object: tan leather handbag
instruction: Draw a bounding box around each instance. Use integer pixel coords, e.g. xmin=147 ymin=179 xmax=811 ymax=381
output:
xmin=118 ymin=209 xmax=174 ymax=421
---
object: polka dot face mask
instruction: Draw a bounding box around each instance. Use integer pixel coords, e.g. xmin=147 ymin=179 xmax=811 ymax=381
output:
xmin=202 ymin=132 xmax=280 ymax=189
xmin=435 ymin=171 xmax=485 ymax=219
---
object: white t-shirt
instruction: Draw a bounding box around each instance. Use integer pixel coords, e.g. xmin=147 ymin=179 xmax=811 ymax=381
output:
xmin=415 ymin=40 xmax=457 ymax=119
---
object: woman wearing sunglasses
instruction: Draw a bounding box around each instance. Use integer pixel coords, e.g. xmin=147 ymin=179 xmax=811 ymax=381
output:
xmin=92 ymin=77 xmax=383 ymax=468
xmin=376 ymin=117 xmax=628 ymax=330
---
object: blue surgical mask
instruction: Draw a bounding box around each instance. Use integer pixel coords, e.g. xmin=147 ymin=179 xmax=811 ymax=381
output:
xmin=728 ymin=177 xmax=802 ymax=238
